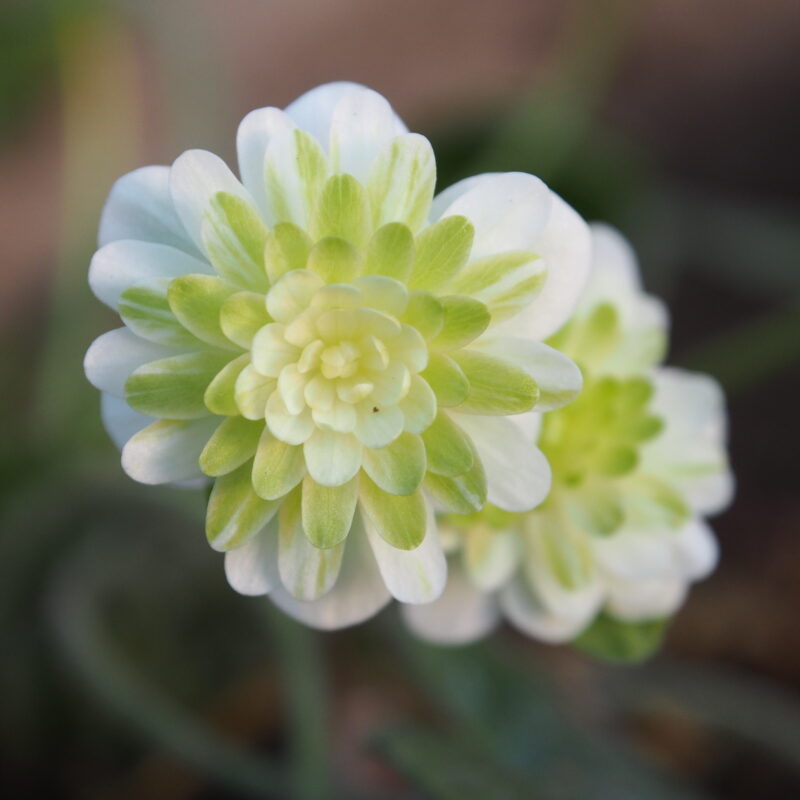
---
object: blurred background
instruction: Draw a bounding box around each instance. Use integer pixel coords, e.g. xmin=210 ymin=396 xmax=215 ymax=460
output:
xmin=2 ymin=0 xmax=799 ymax=797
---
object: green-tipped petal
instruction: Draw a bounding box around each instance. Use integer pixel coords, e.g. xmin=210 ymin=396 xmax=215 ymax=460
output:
xmin=200 ymin=416 xmax=264 ymax=477
xmin=264 ymin=222 xmax=312 ymax=284
xmin=421 ymin=352 xmax=469 ymax=408
xmin=303 ymin=429 xmax=362 ymax=486
xmin=301 ymin=475 xmax=358 ymax=548
xmin=430 ymin=295 xmax=490 ymax=351
xmin=402 ymin=290 xmax=444 ymax=340
xmin=307 ymin=236 xmax=361 ymax=284
xmin=220 ymin=291 xmax=271 ymax=348
xmin=408 ymin=215 xmax=474 ymax=291
xmin=234 ymin=364 xmax=275 ymax=419
xmin=365 ymin=223 xmax=414 ymax=282
xmin=423 ymin=438 xmax=487 ymax=513
xmin=126 ymin=351 xmax=232 ymax=419
xmin=451 ymin=350 xmax=539 ymax=415
xmin=167 ymin=274 xmax=239 ymax=350
xmin=421 ymin=412 xmax=474 ymax=477
xmin=367 ymin=133 xmax=435 ymax=232
xmin=206 ymin=461 xmax=280 ymax=551
xmin=204 ymin=353 xmax=249 ymax=416
xmin=202 ymin=191 xmax=269 ymax=291
xmin=362 ymin=432 xmax=426 ymax=495
xmin=310 ymin=174 xmax=370 ymax=250
xmin=252 ymin=430 xmax=305 ymax=500
xmin=359 ymin=475 xmax=427 ymax=550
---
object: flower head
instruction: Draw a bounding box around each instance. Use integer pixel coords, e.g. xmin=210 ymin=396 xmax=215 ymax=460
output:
xmin=404 ymin=224 xmax=734 ymax=646
xmin=85 ymin=83 xmax=590 ymax=629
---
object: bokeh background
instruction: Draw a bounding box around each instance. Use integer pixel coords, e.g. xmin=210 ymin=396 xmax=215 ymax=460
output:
xmin=2 ymin=0 xmax=800 ymax=797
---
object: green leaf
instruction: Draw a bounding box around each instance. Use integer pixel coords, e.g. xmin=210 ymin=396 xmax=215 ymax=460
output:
xmin=422 ymin=353 xmax=470 ymax=407
xmin=168 ymin=274 xmax=240 ymax=350
xmin=408 ymin=216 xmax=474 ymax=291
xmin=421 ymin=412 xmax=474 ymax=477
xmin=365 ymin=222 xmax=415 ymax=282
xmin=204 ymin=354 xmax=249 ymax=416
xmin=451 ymin=350 xmax=539 ymax=415
xmin=310 ymin=173 xmax=371 ymax=250
xmin=431 ymin=295 xmax=491 ymax=351
xmin=119 ymin=278 xmax=203 ymax=348
xmin=367 ymin=134 xmax=436 ymax=232
xmin=206 ymin=461 xmax=280 ymax=551
xmin=202 ymin=191 xmax=269 ymax=291
xmin=361 ymin=432 xmax=426 ymax=495
xmin=306 ymin=236 xmax=361 ymax=284
xmin=252 ymin=430 xmax=305 ymax=500
xmin=573 ymin=614 xmax=668 ymax=663
xmin=301 ymin=475 xmax=358 ymax=548
xmin=199 ymin=416 xmax=264 ymax=477
xmin=264 ymin=222 xmax=312 ymax=284
xmin=126 ymin=351 xmax=232 ymax=419
xmin=219 ymin=291 xmax=270 ymax=348
xmin=359 ymin=476 xmax=427 ymax=550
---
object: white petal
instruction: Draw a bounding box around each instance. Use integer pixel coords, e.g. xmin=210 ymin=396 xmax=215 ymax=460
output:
xmin=170 ymin=149 xmax=259 ymax=250
xmin=224 ymin=520 xmax=279 ymax=596
xmin=267 ymin=513 xmax=391 ymax=629
xmin=500 ymin=574 xmax=596 ymax=644
xmin=279 ymin=511 xmax=344 ymax=601
xmin=303 ymin=429 xmax=362 ymax=486
xmin=363 ymin=502 xmax=446 ymax=603
xmin=605 ymin=576 xmax=687 ymax=622
xmin=432 ymin=172 xmax=551 ymax=259
xmin=89 ymin=240 xmax=212 ymax=310
xmin=100 ymin=392 xmax=151 ymax=449
xmin=672 ymin=517 xmax=719 ymax=581
xmin=328 ymin=88 xmax=407 ymax=180
xmin=463 ymin=525 xmax=521 ymax=592
xmin=85 ymin=328 xmax=181 ymax=397
xmin=121 ymin=416 xmax=218 ymax=485
xmin=283 ymin=81 xmax=367 ymax=148
xmin=491 ymin=191 xmax=591 ymax=341
xmin=473 ymin=337 xmax=582 ymax=411
xmin=594 ymin=529 xmax=677 ymax=581
xmin=454 ymin=414 xmax=551 ymax=513
xmin=354 ymin=402 xmax=404 ymax=448
xmin=236 ymin=106 xmax=295 ymax=218
xmin=98 ymin=166 xmax=199 ymax=255
xmin=402 ymin=561 xmax=499 ymax=645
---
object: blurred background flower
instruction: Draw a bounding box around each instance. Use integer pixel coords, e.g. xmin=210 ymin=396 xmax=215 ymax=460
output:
xmin=1 ymin=0 xmax=799 ymax=798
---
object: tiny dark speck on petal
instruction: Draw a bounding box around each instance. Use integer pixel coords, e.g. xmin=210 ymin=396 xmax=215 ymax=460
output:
xmin=372 ymin=407 xmax=379 ymax=413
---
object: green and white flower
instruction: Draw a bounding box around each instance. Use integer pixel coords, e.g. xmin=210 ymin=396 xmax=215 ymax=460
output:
xmin=404 ymin=224 xmax=734 ymax=646
xmin=84 ymin=82 xmax=590 ymax=629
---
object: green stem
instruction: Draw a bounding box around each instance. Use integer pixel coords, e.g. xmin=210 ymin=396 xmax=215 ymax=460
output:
xmin=263 ymin=604 xmax=331 ymax=800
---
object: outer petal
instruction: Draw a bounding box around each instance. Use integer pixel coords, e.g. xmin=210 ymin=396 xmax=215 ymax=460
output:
xmin=121 ymin=417 xmax=218 ymax=485
xmin=432 ymin=172 xmax=551 ymax=259
xmin=283 ymin=81 xmax=367 ymax=148
xmin=267 ymin=513 xmax=392 ymax=629
xmin=235 ymin=106 xmax=295 ymax=218
xmin=85 ymin=328 xmax=182 ymax=397
xmin=402 ymin=561 xmax=500 ymax=645
xmin=224 ymin=520 xmax=279 ymax=596
xmin=89 ymin=240 xmax=212 ymax=310
xmin=454 ymin=414 xmax=551 ymax=513
xmin=363 ymin=502 xmax=446 ymax=603
xmin=170 ymin=149 xmax=258 ymax=250
xmin=100 ymin=392 xmax=151 ymax=449
xmin=605 ymin=576 xmax=687 ymax=621
xmin=672 ymin=517 xmax=720 ymax=581
xmin=98 ymin=165 xmax=200 ymax=255
xmin=492 ymin=192 xmax=591 ymax=341
xmin=328 ymin=88 xmax=408 ymax=180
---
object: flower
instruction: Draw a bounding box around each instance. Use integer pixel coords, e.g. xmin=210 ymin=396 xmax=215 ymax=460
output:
xmin=84 ymin=82 xmax=590 ymax=630
xmin=403 ymin=224 xmax=734 ymax=646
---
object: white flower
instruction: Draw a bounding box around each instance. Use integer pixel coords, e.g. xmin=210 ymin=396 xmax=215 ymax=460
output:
xmin=84 ymin=82 xmax=591 ymax=630
xmin=404 ymin=224 xmax=734 ymax=646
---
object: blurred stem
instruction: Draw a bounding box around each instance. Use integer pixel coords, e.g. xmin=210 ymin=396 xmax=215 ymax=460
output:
xmin=677 ymin=300 xmax=800 ymax=394
xmin=263 ymin=605 xmax=331 ymax=800
xmin=49 ymin=533 xmax=286 ymax=797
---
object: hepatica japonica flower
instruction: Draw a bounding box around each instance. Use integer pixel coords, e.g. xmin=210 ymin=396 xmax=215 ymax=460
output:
xmin=404 ymin=224 xmax=734 ymax=646
xmin=84 ymin=83 xmax=590 ymax=629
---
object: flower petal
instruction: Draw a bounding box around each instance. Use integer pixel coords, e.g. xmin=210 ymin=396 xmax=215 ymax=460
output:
xmin=100 ymin=393 xmax=150 ymax=449
xmin=363 ymin=501 xmax=446 ymax=603
xmin=361 ymin=432 xmax=426 ymax=495
xmin=224 ymin=520 xmax=279 ymax=596
xmin=303 ymin=429 xmax=362 ymax=486
xmin=402 ymin=561 xmax=499 ymax=645
xmin=89 ymin=240 xmax=212 ymax=310
xmin=252 ymin=429 xmax=305 ymax=500
xmin=301 ymin=475 xmax=359 ymax=549
xmin=454 ymin=414 xmax=551 ymax=512
xmin=284 ymin=81 xmax=367 ymax=147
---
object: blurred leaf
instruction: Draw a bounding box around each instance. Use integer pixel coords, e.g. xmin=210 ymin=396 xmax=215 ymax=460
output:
xmin=573 ymin=614 xmax=668 ymax=664
xmin=373 ymin=724 xmax=534 ymax=800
